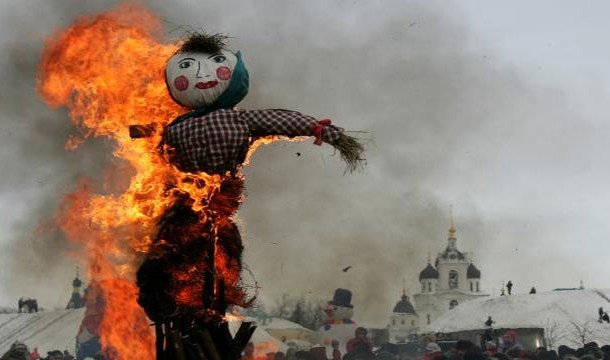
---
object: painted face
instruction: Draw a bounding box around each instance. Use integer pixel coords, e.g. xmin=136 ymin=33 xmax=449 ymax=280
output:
xmin=165 ymin=50 xmax=238 ymax=109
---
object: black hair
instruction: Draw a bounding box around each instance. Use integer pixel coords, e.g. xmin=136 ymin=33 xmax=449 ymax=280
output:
xmin=356 ymin=326 xmax=368 ymax=335
xmin=178 ymin=32 xmax=229 ymax=54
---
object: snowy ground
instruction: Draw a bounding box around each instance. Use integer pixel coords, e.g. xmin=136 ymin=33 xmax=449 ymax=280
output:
xmin=0 ymin=308 xmax=85 ymax=355
xmin=425 ymin=288 xmax=610 ymax=348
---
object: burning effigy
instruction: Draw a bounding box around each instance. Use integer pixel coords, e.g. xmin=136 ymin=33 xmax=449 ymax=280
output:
xmin=37 ymin=4 xmax=364 ymax=360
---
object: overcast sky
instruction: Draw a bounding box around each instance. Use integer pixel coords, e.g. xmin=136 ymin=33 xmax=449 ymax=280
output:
xmin=1 ymin=0 xmax=610 ymax=325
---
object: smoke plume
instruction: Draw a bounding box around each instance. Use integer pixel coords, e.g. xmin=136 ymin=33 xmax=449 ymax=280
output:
xmin=0 ymin=0 xmax=586 ymax=323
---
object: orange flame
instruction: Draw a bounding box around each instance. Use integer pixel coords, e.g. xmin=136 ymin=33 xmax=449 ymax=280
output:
xmin=37 ymin=3 xmax=239 ymax=358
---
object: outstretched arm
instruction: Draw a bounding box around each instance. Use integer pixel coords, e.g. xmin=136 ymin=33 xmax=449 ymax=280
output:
xmin=242 ymin=109 xmax=365 ymax=172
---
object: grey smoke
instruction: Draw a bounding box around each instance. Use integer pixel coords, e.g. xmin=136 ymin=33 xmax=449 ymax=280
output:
xmin=0 ymin=0 xmax=594 ymax=323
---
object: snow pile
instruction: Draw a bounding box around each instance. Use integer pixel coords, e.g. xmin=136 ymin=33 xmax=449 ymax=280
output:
xmin=263 ymin=317 xmax=309 ymax=330
xmin=425 ymin=288 xmax=610 ymax=347
xmin=0 ymin=308 xmax=85 ymax=355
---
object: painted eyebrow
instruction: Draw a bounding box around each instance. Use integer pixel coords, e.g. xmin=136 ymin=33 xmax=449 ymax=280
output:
xmin=178 ymin=57 xmax=196 ymax=63
xmin=207 ymin=53 xmax=224 ymax=59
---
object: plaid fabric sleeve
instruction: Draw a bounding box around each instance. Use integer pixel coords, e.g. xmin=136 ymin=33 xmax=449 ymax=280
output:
xmin=242 ymin=109 xmax=342 ymax=144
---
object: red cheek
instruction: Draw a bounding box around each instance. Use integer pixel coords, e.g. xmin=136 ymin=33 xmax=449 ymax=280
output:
xmin=216 ymin=66 xmax=232 ymax=81
xmin=174 ymin=76 xmax=189 ymax=91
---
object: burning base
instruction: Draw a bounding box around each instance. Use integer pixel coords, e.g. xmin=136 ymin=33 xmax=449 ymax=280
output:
xmin=136 ymin=176 xmax=255 ymax=360
xmin=152 ymin=307 xmax=256 ymax=360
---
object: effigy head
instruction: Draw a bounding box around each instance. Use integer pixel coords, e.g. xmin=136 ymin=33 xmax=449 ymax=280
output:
xmin=165 ymin=32 xmax=249 ymax=111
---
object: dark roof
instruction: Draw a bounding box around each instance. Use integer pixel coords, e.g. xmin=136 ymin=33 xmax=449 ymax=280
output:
xmin=393 ymin=294 xmax=416 ymax=314
xmin=467 ymin=263 xmax=481 ymax=279
xmin=419 ymin=263 xmax=439 ymax=280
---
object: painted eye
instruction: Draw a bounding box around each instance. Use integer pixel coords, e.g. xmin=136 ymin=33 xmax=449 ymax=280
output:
xmin=212 ymin=55 xmax=226 ymax=63
xmin=179 ymin=61 xmax=192 ymax=69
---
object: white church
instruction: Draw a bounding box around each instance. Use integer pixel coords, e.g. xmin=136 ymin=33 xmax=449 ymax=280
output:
xmin=388 ymin=219 xmax=488 ymax=343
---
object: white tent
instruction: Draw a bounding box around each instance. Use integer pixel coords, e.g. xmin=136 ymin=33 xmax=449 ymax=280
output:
xmin=425 ymin=288 xmax=610 ymax=348
xmin=228 ymin=317 xmax=289 ymax=356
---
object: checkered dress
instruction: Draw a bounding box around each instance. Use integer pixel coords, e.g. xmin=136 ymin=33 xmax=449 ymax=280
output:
xmin=162 ymin=108 xmax=343 ymax=174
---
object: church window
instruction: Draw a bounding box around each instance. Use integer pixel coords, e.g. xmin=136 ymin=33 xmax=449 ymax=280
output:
xmin=470 ymin=282 xmax=473 ymax=292
xmin=477 ymin=282 xmax=480 ymax=292
xmin=392 ymin=319 xmax=395 ymax=325
xmin=411 ymin=320 xmax=415 ymax=326
xmin=428 ymin=282 xmax=432 ymax=292
xmin=449 ymin=299 xmax=459 ymax=309
xmin=401 ymin=319 xmax=405 ymax=325
xmin=427 ymin=314 xmax=431 ymax=325
xmin=449 ymin=270 xmax=458 ymax=289
xmin=422 ymin=283 xmax=426 ymax=292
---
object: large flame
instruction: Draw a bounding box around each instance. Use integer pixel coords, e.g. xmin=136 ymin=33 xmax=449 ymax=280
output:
xmin=37 ymin=3 xmax=243 ymax=358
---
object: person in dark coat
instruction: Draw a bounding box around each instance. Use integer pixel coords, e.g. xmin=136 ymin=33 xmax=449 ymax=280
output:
xmin=506 ymin=281 xmax=513 ymax=295
xmin=557 ymin=345 xmax=576 ymax=359
xmin=0 ymin=342 xmax=29 ymax=360
xmin=331 ymin=340 xmax=341 ymax=360
xmin=481 ymin=328 xmax=496 ymax=349
xmin=346 ymin=327 xmax=373 ymax=360
xmin=45 ymin=350 xmax=63 ymax=360
xmin=455 ymin=340 xmax=476 ymax=360
xmin=484 ymin=316 xmax=494 ymax=327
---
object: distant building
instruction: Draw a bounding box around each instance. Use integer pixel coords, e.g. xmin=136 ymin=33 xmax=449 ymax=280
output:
xmin=412 ymin=218 xmax=488 ymax=326
xmin=425 ymin=288 xmax=610 ymax=350
xmin=388 ymin=290 xmax=418 ymax=343
xmin=66 ymin=269 xmax=85 ymax=310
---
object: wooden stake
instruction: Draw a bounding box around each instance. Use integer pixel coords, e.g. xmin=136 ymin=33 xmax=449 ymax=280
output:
xmin=155 ymin=323 xmax=164 ymax=360
xmin=170 ymin=330 xmax=187 ymax=360
xmin=196 ymin=329 xmax=222 ymax=360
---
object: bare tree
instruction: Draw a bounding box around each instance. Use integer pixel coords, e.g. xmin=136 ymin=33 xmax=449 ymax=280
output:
xmin=270 ymin=293 xmax=294 ymax=319
xmin=568 ymin=321 xmax=595 ymax=347
xmin=304 ymin=300 xmax=326 ymax=330
xmin=266 ymin=293 xmax=326 ymax=330
xmin=290 ymin=300 xmax=305 ymax=325
xmin=543 ymin=319 xmax=565 ymax=350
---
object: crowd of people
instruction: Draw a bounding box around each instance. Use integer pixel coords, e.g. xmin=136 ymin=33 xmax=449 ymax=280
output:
xmin=0 ymin=343 xmax=77 ymax=360
xmin=241 ymin=328 xmax=610 ymax=360
xmin=3 ymin=325 xmax=610 ymax=360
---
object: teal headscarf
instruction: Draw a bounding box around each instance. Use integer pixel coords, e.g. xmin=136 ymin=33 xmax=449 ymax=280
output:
xmin=171 ymin=51 xmax=249 ymax=125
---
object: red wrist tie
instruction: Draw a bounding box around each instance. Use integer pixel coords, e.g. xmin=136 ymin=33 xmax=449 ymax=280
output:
xmin=312 ymin=119 xmax=332 ymax=145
